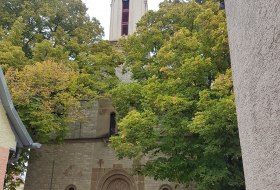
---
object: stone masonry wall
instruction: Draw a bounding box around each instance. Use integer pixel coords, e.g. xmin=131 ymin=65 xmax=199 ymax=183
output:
xmin=24 ymin=141 xmax=179 ymax=190
xmin=67 ymin=100 xmax=115 ymax=139
xmin=225 ymin=1 xmax=280 ymax=189
xmin=25 ymin=100 xmax=181 ymax=190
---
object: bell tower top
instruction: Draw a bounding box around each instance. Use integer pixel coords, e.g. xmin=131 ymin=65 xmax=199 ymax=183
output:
xmin=109 ymin=0 xmax=148 ymax=41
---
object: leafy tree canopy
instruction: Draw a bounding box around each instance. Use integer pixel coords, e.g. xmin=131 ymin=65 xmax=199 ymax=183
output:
xmin=0 ymin=0 xmax=122 ymax=97
xmin=111 ymin=1 xmax=244 ymax=189
xmin=1 ymin=0 xmax=121 ymax=189
xmin=0 ymin=0 xmax=123 ymax=141
xmin=6 ymin=61 xmax=80 ymax=143
xmin=0 ymin=0 xmax=103 ymax=58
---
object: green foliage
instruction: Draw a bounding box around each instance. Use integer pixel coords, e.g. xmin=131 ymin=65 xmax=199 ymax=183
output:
xmin=4 ymin=151 xmax=28 ymax=190
xmin=111 ymin=110 xmax=158 ymax=159
xmin=75 ymin=41 xmax=122 ymax=98
xmin=0 ymin=0 xmax=121 ymax=188
xmin=6 ymin=61 xmax=80 ymax=143
xmin=0 ymin=41 xmax=27 ymax=71
xmin=0 ymin=0 xmax=103 ymax=58
xmin=0 ymin=0 xmax=23 ymax=30
xmin=0 ymin=0 xmax=244 ymax=189
xmin=111 ymin=1 xmax=244 ymax=189
xmin=110 ymin=83 xmax=143 ymax=118
xmin=189 ymin=70 xmax=243 ymax=189
xmin=0 ymin=18 xmax=27 ymax=71
xmin=32 ymin=40 xmax=69 ymax=62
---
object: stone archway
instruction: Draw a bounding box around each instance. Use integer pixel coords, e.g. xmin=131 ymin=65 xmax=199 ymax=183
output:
xmin=97 ymin=169 xmax=137 ymax=190
xmin=105 ymin=177 xmax=130 ymax=190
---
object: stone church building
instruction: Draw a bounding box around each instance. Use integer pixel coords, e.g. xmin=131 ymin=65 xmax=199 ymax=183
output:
xmin=24 ymin=100 xmax=181 ymax=190
xmin=24 ymin=1 xmax=188 ymax=190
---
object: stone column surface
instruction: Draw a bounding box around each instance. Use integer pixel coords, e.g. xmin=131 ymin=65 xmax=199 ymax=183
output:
xmin=225 ymin=1 xmax=280 ymax=190
xmin=0 ymin=147 xmax=9 ymax=189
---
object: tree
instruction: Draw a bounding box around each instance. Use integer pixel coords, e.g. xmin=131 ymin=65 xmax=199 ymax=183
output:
xmin=111 ymin=1 xmax=244 ymax=189
xmin=4 ymin=151 xmax=29 ymax=190
xmin=0 ymin=17 xmax=27 ymax=71
xmin=0 ymin=41 xmax=27 ymax=71
xmin=0 ymin=0 xmax=122 ymax=96
xmin=1 ymin=1 xmax=122 ymax=188
xmin=5 ymin=61 xmax=80 ymax=143
xmin=3 ymin=61 xmax=82 ymax=190
xmin=189 ymin=70 xmax=243 ymax=189
xmin=0 ymin=0 xmax=103 ymax=58
xmin=3 ymin=41 xmax=121 ymax=189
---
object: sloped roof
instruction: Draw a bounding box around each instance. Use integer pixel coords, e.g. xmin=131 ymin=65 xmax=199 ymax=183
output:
xmin=0 ymin=66 xmax=41 ymax=149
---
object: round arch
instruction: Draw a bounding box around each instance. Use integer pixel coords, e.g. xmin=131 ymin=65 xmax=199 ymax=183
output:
xmin=97 ymin=169 xmax=137 ymax=190
xmin=65 ymin=184 xmax=77 ymax=190
xmin=159 ymin=184 xmax=173 ymax=190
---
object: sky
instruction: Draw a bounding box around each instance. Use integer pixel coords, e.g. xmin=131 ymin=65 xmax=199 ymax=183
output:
xmin=81 ymin=0 xmax=164 ymax=39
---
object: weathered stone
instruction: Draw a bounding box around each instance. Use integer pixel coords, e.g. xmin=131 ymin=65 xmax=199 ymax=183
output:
xmin=225 ymin=1 xmax=280 ymax=189
xmin=24 ymin=100 xmax=179 ymax=190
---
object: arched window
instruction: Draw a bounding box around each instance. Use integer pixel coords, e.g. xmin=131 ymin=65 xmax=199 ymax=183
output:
xmin=65 ymin=184 xmax=77 ymax=190
xmin=110 ymin=112 xmax=116 ymax=136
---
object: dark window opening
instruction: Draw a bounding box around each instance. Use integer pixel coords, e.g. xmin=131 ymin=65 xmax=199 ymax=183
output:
xmin=121 ymin=25 xmax=128 ymax=36
xmin=110 ymin=112 xmax=116 ymax=136
xmin=122 ymin=0 xmax=129 ymax=36
xmin=65 ymin=185 xmax=77 ymax=190
xmin=122 ymin=12 xmax=129 ymax=23
xmin=123 ymin=0 xmax=129 ymax=9
xmin=219 ymin=0 xmax=225 ymax=10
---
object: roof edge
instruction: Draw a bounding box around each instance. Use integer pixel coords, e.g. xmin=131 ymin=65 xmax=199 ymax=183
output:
xmin=0 ymin=66 xmax=41 ymax=149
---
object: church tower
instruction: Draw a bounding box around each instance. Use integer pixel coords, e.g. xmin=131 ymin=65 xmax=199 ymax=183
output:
xmin=109 ymin=0 xmax=148 ymax=41
xmin=24 ymin=1 xmax=189 ymax=189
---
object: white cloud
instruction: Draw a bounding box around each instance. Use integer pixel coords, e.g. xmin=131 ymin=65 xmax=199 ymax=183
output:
xmin=82 ymin=0 xmax=164 ymax=39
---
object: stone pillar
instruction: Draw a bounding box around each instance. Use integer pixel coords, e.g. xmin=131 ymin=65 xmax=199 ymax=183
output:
xmin=0 ymin=147 xmax=9 ymax=189
xmin=225 ymin=1 xmax=280 ymax=189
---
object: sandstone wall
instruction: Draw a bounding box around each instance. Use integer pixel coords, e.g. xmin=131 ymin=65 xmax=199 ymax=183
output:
xmin=25 ymin=100 xmax=180 ymax=190
xmin=24 ymin=141 xmax=178 ymax=190
xmin=67 ymin=100 xmax=115 ymax=139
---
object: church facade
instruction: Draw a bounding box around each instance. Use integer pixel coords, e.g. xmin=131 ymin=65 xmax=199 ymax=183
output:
xmin=24 ymin=100 xmax=185 ymax=190
xmin=24 ymin=1 xmax=190 ymax=190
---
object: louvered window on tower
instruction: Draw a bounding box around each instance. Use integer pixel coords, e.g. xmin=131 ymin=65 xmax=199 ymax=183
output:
xmin=123 ymin=0 xmax=129 ymax=9
xmin=122 ymin=12 xmax=129 ymax=23
xmin=109 ymin=0 xmax=147 ymax=41
xmin=122 ymin=25 xmax=128 ymax=35
xmin=122 ymin=0 xmax=129 ymax=35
